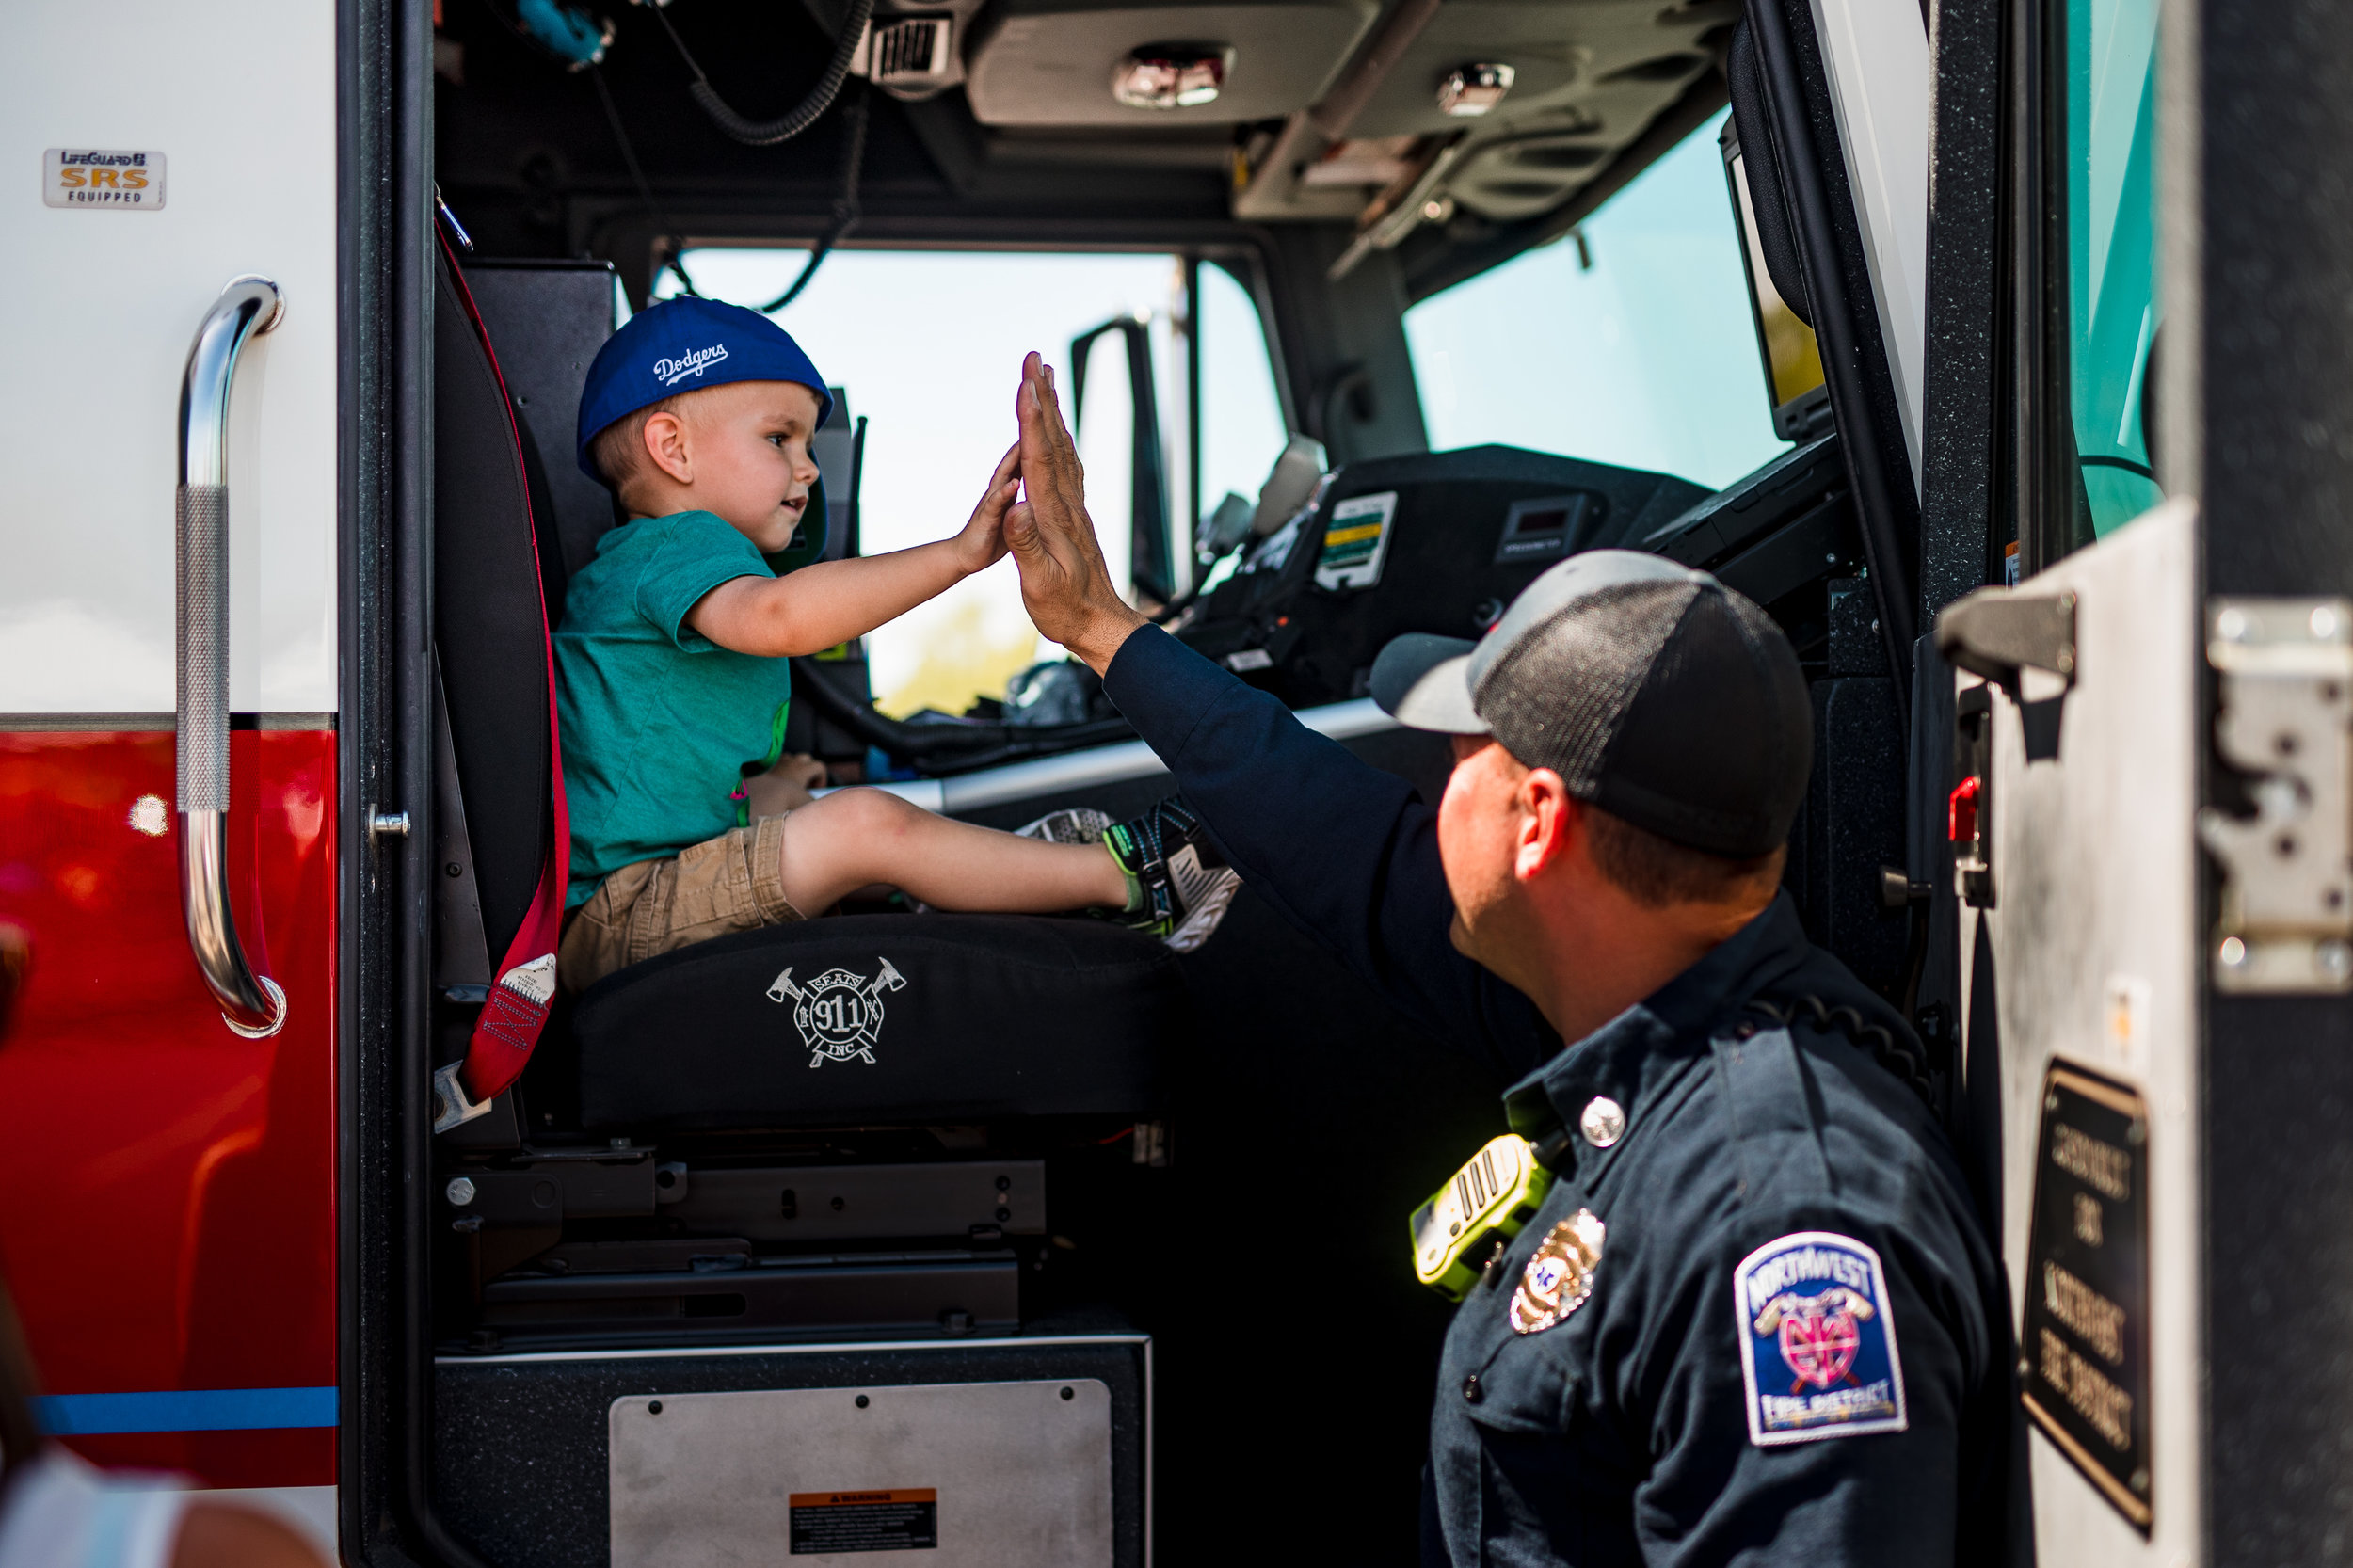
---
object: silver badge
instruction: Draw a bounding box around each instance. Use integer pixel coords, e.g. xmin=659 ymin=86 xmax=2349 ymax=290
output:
xmin=1510 ymin=1208 xmax=1607 ymax=1335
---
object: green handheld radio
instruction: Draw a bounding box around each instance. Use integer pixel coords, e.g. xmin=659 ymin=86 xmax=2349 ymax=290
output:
xmin=1407 ymin=1128 xmax=1570 ymax=1301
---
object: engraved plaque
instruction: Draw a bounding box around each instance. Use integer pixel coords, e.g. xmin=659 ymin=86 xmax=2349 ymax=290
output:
xmin=2021 ymin=1061 xmax=2153 ymax=1533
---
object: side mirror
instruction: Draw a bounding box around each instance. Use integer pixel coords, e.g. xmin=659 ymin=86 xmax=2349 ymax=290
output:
xmin=1070 ymin=316 xmax=1174 ymax=604
xmin=1196 ymin=491 xmax=1255 ymax=568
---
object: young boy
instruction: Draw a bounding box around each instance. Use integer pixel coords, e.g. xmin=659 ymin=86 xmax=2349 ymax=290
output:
xmin=553 ymin=296 xmax=1230 ymax=990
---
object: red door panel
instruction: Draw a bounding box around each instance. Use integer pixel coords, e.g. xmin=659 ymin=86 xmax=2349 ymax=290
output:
xmin=0 ymin=728 xmax=337 ymax=1487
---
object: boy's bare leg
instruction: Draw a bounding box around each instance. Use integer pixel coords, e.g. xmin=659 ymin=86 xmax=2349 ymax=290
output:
xmin=774 ymin=788 xmax=1130 ymax=916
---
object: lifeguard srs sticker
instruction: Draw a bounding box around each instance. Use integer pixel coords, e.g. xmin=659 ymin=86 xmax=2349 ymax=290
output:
xmin=1733 ymin=1231 xmax=1909 ymax=1447
xmin=44 ymin=149 xmax=166 ymax=209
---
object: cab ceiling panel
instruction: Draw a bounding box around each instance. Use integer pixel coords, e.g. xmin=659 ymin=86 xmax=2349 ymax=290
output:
xmin=1344 ymin=0 xmax=1702 ymax=139
xmin=430 ymin=0 xmax=1264 ymax=280
xmin=1232 ymin=0 xmax=1733 ymax=263
xmin=1446 ymin=66 xmax=1709 ymax=219
xmin=967 ymin=0 xmax=1380 ymax=126
xmin=427 ymin=0 xmax=1726 ymax=304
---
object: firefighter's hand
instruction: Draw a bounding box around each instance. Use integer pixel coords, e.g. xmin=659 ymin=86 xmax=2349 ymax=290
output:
xmin=1005 ymin=351 xmax=1148 ymax=675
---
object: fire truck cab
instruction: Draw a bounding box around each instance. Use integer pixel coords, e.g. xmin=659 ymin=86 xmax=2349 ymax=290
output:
xmin=5 ymin=0 xmax=2349 ymax=1563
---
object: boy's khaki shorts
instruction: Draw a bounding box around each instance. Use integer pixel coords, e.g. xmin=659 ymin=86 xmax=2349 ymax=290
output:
xmin=558 ymin=813 xmax=806 ymax=991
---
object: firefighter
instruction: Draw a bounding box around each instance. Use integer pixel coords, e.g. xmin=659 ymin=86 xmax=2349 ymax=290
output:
xmin=1001 ymin=353 xmax=2009 ymax=1565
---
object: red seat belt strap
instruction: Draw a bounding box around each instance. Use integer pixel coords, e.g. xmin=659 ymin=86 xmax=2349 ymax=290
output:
xmin=434 ymin=231 xmax=571 ymax=1122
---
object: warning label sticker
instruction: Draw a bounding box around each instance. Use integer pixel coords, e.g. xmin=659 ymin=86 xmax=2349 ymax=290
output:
xmin=789 ymin=1490 xmax=938 ymax=1555
xmin=1314 ymin=490 xmax=1399 ymax=593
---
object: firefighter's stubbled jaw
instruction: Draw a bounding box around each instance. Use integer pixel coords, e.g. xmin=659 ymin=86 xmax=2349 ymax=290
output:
xmin=620 ymin=379 xmax=822 ymax=553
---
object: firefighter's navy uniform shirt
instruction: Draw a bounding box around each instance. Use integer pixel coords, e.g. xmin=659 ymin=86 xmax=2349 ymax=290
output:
xmin=1102 ymin=627 xmax=2009 ymax=1568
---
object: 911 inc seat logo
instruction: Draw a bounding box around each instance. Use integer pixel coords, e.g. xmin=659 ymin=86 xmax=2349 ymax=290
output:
xmin=767 ymin=960 xmax=907 ymax=1067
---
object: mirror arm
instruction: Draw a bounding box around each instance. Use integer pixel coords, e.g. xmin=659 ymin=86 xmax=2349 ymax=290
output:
xmin=1066 ymin=316 xmax=1176 ymax=605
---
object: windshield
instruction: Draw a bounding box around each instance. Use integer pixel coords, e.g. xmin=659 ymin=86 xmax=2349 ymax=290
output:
xmin=1403 ymin=109 xmax=1789 ymax=491
xmin=655 ymin=248 xmax=1288 ymax=718
xmin=2064 ymin=0 xmax=2162 ymax=542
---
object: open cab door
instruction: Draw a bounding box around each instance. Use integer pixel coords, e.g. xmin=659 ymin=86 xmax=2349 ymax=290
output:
xmin=1932 ymin=0 xmax=2353 ymax=1556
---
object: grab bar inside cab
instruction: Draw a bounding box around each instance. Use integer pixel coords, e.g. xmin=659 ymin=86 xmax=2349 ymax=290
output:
xmin=177 ymin=276 xmax=287 ymax=1038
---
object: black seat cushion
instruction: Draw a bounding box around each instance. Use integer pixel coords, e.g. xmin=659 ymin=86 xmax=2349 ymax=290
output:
xmin=571 ymin=914 xmax=1185 ymax=1130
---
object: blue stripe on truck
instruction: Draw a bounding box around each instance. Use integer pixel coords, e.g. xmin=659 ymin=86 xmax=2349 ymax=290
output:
xmin=34 ymin=1385 xmax=338 ymax=1434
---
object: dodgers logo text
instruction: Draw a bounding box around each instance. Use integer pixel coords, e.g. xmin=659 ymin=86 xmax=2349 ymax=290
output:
xmin=651 ymin=343 xmax=729 ymax=386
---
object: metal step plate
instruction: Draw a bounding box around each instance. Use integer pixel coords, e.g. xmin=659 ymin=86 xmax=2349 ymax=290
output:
xmin=610 ymin=1379 xmax=1112 ymax=1566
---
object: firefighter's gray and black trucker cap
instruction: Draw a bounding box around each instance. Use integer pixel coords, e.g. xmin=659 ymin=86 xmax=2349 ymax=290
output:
xmin=1368 ymin=550 xmax=1811 ymax=857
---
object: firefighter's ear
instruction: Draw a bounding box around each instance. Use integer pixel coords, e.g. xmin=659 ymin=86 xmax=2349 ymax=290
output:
xmin=1515 ymin=769 xmax=1577 ymax=881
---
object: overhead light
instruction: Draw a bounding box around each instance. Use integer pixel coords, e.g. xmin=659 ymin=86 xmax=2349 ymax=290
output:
xmin=1112 ymin=46 xmax=1231 ymax=110
xmin=1438 ymin=63 xmax=1515 ymax=117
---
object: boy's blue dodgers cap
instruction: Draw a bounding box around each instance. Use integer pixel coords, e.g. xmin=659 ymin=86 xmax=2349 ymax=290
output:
xmin=575 ymin=296 xmax=833 ymax=477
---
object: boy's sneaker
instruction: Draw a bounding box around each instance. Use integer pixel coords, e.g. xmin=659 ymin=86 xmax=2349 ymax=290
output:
xmin=1102 ymin=798 xmax=1241 ymax=952
xmin=1016 ymin=808 xmax=1113 ymax=845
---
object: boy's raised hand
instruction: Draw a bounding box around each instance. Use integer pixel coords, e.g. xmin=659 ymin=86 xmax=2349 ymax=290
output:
xmin=1004 ymin=351 xmax=1148 ymax=673
xmin=686 ymin=438 xmax=1022 ymax=660
xmin=951 ymin=442 xmax=1023 ymax=574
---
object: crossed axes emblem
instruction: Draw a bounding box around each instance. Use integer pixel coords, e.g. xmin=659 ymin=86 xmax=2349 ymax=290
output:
xmin=767 ymin=958 xmax=907 ymax=1067
xmin=1753 ymin=1287 xmax=1874 ymax=1393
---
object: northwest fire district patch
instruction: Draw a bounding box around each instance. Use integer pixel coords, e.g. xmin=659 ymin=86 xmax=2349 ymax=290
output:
xmin=1733 ymin=1231 xmax=1909 ymax=1447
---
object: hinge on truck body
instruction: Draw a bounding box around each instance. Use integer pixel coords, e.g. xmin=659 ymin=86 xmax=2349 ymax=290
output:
xmin=2197 ymin=598 xmax=2353 ymax=993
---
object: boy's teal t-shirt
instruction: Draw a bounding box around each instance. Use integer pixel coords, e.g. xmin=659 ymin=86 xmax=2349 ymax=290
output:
xmin=554 ymin=510 xmax=791 ymax=905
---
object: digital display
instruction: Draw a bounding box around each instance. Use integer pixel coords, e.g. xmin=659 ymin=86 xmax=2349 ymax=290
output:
xmin=1722 ymin=134 xmax=1829 ymax=439
xmin=1493 ymin=493 xmax=1597 ymax=565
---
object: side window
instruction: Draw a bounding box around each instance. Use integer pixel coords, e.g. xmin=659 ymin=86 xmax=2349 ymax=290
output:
xmin=2061 ymin=0 xmax=2163 ymax=543
xmin=1401 ymin=109 xmax=1790 ymax=491
xmin=655 ymin=248 xmax=1287 ymax=719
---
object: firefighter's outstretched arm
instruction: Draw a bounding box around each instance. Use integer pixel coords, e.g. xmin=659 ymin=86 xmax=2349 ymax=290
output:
xmin=1005 ymin=352 xmax=1549 ymax=1074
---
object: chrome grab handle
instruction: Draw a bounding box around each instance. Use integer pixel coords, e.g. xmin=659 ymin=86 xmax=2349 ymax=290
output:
xmin=177 ymin=276 xmax=287 ymax=1038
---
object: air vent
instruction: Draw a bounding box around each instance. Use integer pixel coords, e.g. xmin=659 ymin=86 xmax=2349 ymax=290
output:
xmin=851 ymin=17 xmax=959 ymax=99
xmin=1506 ymin=142 xmax=1606 ymax=172
xmin=1600 ymin=52 xmax=1705 ymax=83
xmin=1484 ymin=179 xmax=1577 ymax=200
xmin=1450 ymin=133 xmax=1621 ymax=221
xmin=876 ymin=18 xmax=941 ymax=79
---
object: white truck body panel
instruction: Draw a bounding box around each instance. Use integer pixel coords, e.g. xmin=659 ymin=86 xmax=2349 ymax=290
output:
xmin=0 ymin=0 xmax=338 ymax=714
